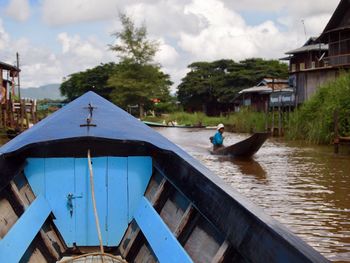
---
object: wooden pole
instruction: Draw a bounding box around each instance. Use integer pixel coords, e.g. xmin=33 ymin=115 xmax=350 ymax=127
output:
xmin=271 ymin=106 xmax=275 ymax=135
xmin=278 ymin=105 xmax=282 ymax=137
xmin=0 ymin=68 xmax=3 ymax=128
xmin=265 ymin=100 xmax=269 ymax=132
xmin=334 ymin=110 xmax=339 ymax=154
xmin=16 ymin=52 xmax=21 ymax=99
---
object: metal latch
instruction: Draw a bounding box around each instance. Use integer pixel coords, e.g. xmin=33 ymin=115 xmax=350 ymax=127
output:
xmin=66 ymin=193 xmax=83 ymax=217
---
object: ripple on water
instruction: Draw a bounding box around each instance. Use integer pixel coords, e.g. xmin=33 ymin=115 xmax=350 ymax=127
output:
xmin=155 ymin=128 xmax=350 ymax=262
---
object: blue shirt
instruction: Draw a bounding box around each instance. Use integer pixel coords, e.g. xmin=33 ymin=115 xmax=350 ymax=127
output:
xmin=212 ymin=131 xmax=223 ymax=146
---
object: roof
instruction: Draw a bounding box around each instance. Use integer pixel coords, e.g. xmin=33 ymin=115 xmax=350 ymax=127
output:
xmin=285 ymin=43 xmax=328 ymax=55
xmin=0 ymin=92 xmax=189 ymax=158
xmin=319 ymin=0 xmax=350 ymax=41
xmin=257 ymin=78 xmax=288 ymax=85
xmin=238 ymin=86 xmax=272 ymax=94
xmin=0 ymin=61 xmax=20 ymax=72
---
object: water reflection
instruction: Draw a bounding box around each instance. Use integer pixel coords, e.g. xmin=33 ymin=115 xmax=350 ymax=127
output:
xmin=155 ymin=127 xmax=350 ymax=263
xmin=218 ymin=156 xmax=267 ymax=181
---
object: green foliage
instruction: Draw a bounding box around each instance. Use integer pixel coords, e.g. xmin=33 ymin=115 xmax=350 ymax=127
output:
xmin=110 ymin=13 xmax=158 ymax=65
xmin=60 ymin=63 xmax=117 ymax=101
xmin=146 ymin=108 xmax=266 ymax=132
xmin=108 ymin=62 xmax=172 ymax=112
xmin=286 ymin=73 xmax=350 ymax=144
xmin=108 ymin=14 xmax=172 ymax=116
xmin=177 ymin=58 xmax=288 ymax=114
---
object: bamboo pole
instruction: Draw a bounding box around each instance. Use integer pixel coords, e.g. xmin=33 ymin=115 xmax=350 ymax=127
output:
xmin=87 ymin=149 xmax=105 ymax=263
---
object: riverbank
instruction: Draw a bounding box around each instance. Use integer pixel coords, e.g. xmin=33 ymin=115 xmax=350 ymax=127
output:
xmin=143 ymin=109 xmax=266 ymax=133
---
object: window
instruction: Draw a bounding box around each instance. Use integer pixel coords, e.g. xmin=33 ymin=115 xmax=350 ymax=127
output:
xmin=291 ymin=64 xmax=296 ymax=72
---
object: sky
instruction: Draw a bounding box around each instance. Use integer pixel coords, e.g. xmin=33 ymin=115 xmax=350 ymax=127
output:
xmin=0 ymin=0 xmax=340 ymax=91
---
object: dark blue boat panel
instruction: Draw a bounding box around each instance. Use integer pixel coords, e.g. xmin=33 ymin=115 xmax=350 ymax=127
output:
xmin=135 ymin=197 xmax=193 ymax=263
xmin=24 ymin=156 xmax=151 ymax=247
xmin=127 ymin=156 xmax=153 ymax=222
xmin=0 ymin=195 xmax=51 ymax=263
xmin=0 ymin=91 xmax=189 ymax=158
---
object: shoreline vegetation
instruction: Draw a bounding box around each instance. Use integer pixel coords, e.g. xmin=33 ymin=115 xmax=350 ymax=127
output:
xmin=143 ymin=73 xmax=350 ymax=145
xmin=142 ymin=109 xmax=266 ymax=133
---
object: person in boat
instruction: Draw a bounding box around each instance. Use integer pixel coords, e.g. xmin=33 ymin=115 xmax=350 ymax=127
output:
xmin=210 ymin=123 xmax=225 ymax=150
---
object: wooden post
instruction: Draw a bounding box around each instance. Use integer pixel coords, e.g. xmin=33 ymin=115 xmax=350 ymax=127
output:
xmin=25 ymin=100 xmax=30 ymax=129
xmin=271 ymin=106 xmax=275 ymax=135
xmin=16 ymin=52 xmax=21 ymax=99
xmin=265 ymin=100 xmax=269 ymax=132
xmin=278 ymin=105 xmax=282 ymax=137
xmin=334 ymin=110 xmax=339 ymax=154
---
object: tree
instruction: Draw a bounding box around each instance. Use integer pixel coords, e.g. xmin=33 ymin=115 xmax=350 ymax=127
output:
xmin=108 ymin=14 xmax=172 ymax=117
xmin=60 ymin=63 xmax=118 ymax=101
xmin=177 ymin=58 xmax=288 ymax=115
xmin=109 ymin=62 xmax=172 ymax=115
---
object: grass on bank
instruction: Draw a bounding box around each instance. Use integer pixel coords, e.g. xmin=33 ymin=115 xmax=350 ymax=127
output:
xmin=143 ymin=108 xmax=267 ymax=133
xmin=286 ymin=73 xmax=350 ymax=144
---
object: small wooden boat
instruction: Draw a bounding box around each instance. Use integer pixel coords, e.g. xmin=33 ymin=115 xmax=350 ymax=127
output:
xmin=211 ymin=132 xmax=269 ymax=157
xmin=143 ymin=120 xmax=205 ymax=128
xmin=0 ymin=92 xmax=328 ymax=263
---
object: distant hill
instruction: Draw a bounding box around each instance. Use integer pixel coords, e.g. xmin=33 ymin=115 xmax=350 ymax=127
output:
xmin=21 ymin=84 xmax=65 ymax=100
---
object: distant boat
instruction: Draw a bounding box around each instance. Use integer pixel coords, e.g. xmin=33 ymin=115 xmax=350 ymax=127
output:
xmin=0 ymin=92 xmax=327 ymax=263
xmin=211 ymin=132 xmax=269 ymax=157
xmin=143 ymin=120 xmax=205 ymax=128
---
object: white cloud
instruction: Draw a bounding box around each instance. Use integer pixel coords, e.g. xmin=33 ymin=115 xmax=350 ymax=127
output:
xmin=1 ymin=0 xmax=342 ymax=89
xmin=178 ymin=0 xmax=292 ymax=61
xmin=6 ymin=0 xmax=31 ymax=21
xmin=41 ymin=0 xmax=124 ymax=25
xmin=154 ymin=39 xmax=179 ymax=66
xmin=0 ymin=20 xmax=10 ymax=50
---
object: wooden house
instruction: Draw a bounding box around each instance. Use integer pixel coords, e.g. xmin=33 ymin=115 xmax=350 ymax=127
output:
xmin=283 ymin=0 xmax=350 ymax=104
xmin=0 ymin=59 xmax=37 ymax=134
xmin=234 ymin=78 xmax=292 ymax=112
xmin=0 ymin=61 xmax=20 ymax=102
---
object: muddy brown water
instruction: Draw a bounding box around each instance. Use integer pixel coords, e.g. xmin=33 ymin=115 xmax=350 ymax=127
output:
xmin=0 ymin=129 xmax=349 ymax=262
xmin=155 ymin=127 xmax=350 ymax=263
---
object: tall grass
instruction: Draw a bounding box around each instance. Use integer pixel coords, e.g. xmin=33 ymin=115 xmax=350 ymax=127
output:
xmin=153 ymin=108 xmax=267 ymax=133
xmin=286 ymin=73 xmax=350 ymax=144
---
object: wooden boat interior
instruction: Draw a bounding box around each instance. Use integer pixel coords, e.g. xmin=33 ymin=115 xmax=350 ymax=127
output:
xmin=0 ymin=92 xmax=328 ymax=263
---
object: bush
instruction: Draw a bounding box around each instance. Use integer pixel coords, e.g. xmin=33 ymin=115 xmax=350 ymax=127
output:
xmin=286 ymin=73 xmax=350 ymax=144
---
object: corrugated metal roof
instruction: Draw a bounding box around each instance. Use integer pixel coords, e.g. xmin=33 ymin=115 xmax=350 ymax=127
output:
xmin=285 ymin=43 xmax=328 ymax=55
xmin=238 ymin=86 xmax=272 ymax=94
xmin=238 ymin=86 xmax=294 ymax=95
xmin=0 ymin=61 xmax=20 ymax=72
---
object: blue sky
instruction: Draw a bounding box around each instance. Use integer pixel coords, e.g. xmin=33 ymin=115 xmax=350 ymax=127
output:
xmin=0 ymin=0 xmax=339 ymax=89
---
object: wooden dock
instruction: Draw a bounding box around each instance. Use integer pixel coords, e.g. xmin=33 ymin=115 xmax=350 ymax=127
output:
xmin=333 ymin=110 xmax=350 ymax=153
xmin=0 ymin=99 xmax=38 ymax=135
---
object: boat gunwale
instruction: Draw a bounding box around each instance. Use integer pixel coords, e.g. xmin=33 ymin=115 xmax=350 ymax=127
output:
xmin=0 ymin=135 xmax=329 ymax=262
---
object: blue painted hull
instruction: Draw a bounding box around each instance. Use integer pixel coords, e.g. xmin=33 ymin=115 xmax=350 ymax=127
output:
xmin=0 ymin=92 xmax=329 ymax=263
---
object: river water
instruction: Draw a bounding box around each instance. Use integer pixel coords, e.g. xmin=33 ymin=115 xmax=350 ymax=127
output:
xmin=155 ymin=128 xmax=350 ymax=263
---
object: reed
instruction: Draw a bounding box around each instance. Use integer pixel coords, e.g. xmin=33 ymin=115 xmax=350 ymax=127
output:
xmin=286 ymin=72 xmax=350 ymax=144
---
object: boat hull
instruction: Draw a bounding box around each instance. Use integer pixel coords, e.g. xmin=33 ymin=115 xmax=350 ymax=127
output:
xmin=211 ymin=132 xmax=269 ymax=157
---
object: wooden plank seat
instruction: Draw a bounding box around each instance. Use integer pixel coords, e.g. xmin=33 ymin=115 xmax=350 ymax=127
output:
xmin=0 ymin=195 xmax=52 ymax=263
xmin=134 ymin=196 xmax=193 ymax=263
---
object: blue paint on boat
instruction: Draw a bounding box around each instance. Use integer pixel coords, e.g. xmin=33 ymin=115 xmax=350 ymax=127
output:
xmin=135 ymin=197 xmax=193 ymax=263
xmin=23 ymin=158 xmax=45 ymax=196
xmin=24 ymin=156 xmax=151 ymax=247
xmin=127 ymin=156 xmax=153 ymax=222
xmin=106 ymin=157 xmax=128 ymax=246
xmin=45 ymin=158 xmax=75 ymax=246
xmin=0 ymin=195 xmax=51 ymax=263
